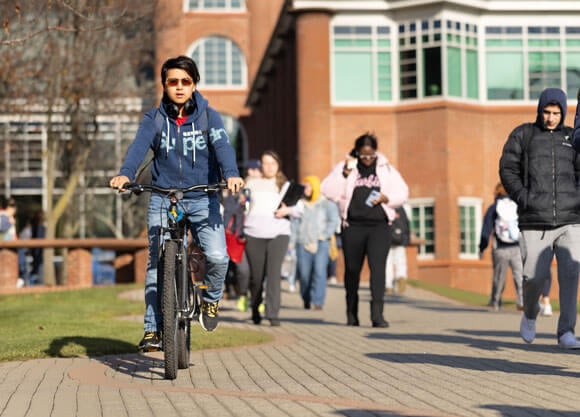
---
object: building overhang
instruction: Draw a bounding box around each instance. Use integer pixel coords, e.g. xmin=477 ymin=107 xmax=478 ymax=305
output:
xmin=292 ymin=0 xmax=580 ymax=12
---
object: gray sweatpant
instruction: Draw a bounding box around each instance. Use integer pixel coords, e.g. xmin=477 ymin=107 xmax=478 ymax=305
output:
xmin=491 ymin=245 xmax=523 ymax=307
xmin=520 ymin=225 xmax=580 ymax=339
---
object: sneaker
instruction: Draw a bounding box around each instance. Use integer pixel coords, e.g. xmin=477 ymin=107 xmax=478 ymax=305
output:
xmin=288 ymin=283 xmax=296 ymax=293
xmin=520 ymin=314 xmax=536 ymax=344
xmin=328 ymin=276 xmax=338 ymax=285
xmin=237 ymin=295 xmax=248 ymax=312
xmin=558 ymin=331 xmax=580 ymax=349
xmin=541 ymin=303 xmax=553 ymax=317
xmin=372 ymin=320 xmax=390 ymax=328
xmin=395 ymin=278 xmax=407 ymax=293
xmin=199 ymin=301 xmax=220 ymax=332
xmin=138 ymin=331 xmax=162 ymax=352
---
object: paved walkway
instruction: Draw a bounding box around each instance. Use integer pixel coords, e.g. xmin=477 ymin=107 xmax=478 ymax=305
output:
xmin=1 ymin=282 xmax=580 ymax=417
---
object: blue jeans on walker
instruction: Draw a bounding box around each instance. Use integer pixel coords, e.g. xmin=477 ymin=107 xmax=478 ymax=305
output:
xmin=144 ymin=193 xmax=229 ymax=333
xmin=296 ymin=240 xmax=329 ymax=307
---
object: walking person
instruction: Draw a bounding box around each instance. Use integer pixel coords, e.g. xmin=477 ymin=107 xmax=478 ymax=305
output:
xmin=478 ymin=182 xmax=523 ymax=312
xmin=385 ymin=205 xmax=411 ymax=294
xmin=500 ymin=87 xmax=580 ymax=349
xmin=321 ymin=132 xmax=408 ymax=327
xmin=243 ymin=150 xmax=302 ymax=326
xmin=294 ymin=175 xmax=340 ymax=310
xmin=110 ymin=56 xmax=244 ymax=351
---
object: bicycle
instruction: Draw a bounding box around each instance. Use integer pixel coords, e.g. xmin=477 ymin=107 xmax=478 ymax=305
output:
xmin=121 ymin=182 xmax=226 ymax=380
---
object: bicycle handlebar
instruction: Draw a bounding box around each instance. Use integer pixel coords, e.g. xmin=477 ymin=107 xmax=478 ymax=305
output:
xmin=121 ymin=182 xmax=227 ymax=195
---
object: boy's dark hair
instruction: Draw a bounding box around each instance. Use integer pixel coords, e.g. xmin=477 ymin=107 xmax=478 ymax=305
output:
xmin=160 ymin=55 xmax=201 ymax=85
xmin=350 ymin=132 xmax=378 ymax=156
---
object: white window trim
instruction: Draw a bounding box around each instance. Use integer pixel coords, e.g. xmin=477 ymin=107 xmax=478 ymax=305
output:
xmin=330 ymin=14 xmax=396 ymax=106
xmin=186 ymin=37 xmax=248 ymax=90
xmin=458 ymin=196 xmax=483 ymax=260
xmin=183 ymin=0 xmax=246 ymax=13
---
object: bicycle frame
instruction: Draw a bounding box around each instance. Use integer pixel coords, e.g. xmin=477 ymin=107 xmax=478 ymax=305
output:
xmin=122 ymin=182 xmax=225 ymax=379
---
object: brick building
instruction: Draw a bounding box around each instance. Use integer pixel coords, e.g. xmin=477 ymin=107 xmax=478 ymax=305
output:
xmin=156 ymin=0 xmax=580 ymax=299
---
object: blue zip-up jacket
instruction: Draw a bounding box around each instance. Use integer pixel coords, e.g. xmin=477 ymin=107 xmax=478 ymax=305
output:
xmin=119 ymin=90 xmax=239 ymax=197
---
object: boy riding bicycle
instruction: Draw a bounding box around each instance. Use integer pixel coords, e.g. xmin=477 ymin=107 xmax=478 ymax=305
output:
xmin=110 ymin=56 xmax=244 ymax=351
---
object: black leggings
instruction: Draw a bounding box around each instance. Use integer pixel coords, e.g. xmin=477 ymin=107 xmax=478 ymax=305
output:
xmin=342 ymin=221 xmax=391 ymax=323
xmin=245 ymin=234 xmax=290 ymax=320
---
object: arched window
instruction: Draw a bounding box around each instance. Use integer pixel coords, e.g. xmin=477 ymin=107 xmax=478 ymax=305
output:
xmin=190 ymin=36 xmax=247 ymax=88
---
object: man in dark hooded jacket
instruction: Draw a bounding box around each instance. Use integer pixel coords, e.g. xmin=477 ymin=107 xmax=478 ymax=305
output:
xmin=500 ymin=87 xmax=580 ymax=349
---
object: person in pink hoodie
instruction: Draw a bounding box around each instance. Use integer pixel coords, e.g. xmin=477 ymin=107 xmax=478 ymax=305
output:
xmin=321 ymin=132 xmax=408 ymax=327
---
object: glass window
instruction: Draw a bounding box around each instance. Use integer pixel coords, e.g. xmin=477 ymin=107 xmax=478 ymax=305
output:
xmin=458 ymin=197 xmax=482 ymax=259
xmin=486 ymin=52 xmax=523 ymax=99
xmin=445 ymin=20 xmax=478 ymax=99
xmin=447 ymin=46 xmax=462 ymax=97
xmin=567 ymin=52 xmax=580 ymax=98
xmin=332 ymin=24 xmax=392 ymax=103
xmin=409 ymin=199 xmax=435 ymax=258
xmin=191 ymin=36 xmax=247 ymax=88
xmin=466 ymin=49 xmax=478 ymax=99
xmin=566 ymin=28 xmax=580 ymax=97
xmin=187 ymin=0 xmax=245 ymax=10
xmin=485 ymin=26 xmax=524 ymax=100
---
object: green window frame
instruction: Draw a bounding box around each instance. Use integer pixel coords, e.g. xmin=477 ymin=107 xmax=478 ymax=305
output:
xmin=332 ymin=25 xmax=392 ymax=103
xmin=409 ymin=199 xmax=435 ymax=259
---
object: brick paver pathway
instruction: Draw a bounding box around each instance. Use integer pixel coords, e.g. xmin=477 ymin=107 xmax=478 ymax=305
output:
xmin=1 ymin=283 xmax=579 ymax=417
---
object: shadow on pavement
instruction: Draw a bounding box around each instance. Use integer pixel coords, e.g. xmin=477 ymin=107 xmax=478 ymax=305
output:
xmin=481 ymin=405 xmax=579 ymax=417
xmin=97 ymin=353 xmax=166 ymax=380
xmin=332 ymin=409 xmax=448 ymax=417
xmin=367 ymin=352 xmax=580 ymax=377
xmin=45 ymin=336 xmax=138 ymax=357
xmin=365 ymin=331 xmax=560 ymax=352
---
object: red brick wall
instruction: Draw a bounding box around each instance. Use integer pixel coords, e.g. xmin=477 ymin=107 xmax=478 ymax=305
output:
xmin=0 ymin=250 xmax=18 ymax=289
xmin=154 ymin=0 xmax=284 ymax=117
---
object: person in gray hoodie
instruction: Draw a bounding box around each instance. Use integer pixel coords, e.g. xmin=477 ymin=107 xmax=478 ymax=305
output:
xmin=500 ymin=87 xmax=580 ymax=349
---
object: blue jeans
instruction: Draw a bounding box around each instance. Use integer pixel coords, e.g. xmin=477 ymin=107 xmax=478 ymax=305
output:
xmin=296 ymin=240 xmax=329 ymax=306
xmin=144 ymin=193 xmax=228 ymax=332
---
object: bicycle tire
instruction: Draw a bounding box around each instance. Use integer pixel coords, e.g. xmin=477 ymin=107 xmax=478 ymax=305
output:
xmin=161 ymin=240 xmax=179 ymax=380
xmin=177 ymin=244 xmax=191 ymax=369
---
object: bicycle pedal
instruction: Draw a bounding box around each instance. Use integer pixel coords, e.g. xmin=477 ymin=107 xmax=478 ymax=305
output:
xmin=140 ymin=346 xmax=162 ymax=353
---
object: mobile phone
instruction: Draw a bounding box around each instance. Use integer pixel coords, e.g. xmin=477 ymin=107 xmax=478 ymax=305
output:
xmin=365 ymin=190 xmax=381 ymax=207
xmin=346 ymin=159 xmax=357 ymax=170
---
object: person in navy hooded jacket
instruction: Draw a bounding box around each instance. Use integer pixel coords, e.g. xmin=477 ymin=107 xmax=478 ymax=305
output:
xmin=110 ymin=56 xmax=244 ymax=351
xmin=500 ymin=87 xmax=580 ymax=349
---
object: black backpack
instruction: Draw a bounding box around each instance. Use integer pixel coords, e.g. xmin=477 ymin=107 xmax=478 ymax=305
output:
xmin=391 ymin=206 xmax=410 ymax=246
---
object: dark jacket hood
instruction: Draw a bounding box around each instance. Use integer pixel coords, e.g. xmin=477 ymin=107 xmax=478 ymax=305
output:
xmin=535 ymin=88 xmax=567 ymax=130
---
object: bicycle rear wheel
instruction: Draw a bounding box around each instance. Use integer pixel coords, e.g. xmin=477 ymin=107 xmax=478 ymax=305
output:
xmin=161 ymin=240 xmax=179 ymax=380
xmin=177 ymin=247 xmax=191 ymax=369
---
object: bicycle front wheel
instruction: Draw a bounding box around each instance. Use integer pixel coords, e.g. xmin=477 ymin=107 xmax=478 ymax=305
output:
xmin=177 ymin=245 xmax=191 ymax=369
xmin=161 ymin=240 xmax=179 ymax=380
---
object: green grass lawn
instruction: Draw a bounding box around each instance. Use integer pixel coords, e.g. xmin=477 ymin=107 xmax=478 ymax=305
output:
xmin=0 ymin=284 xmax=272 ymax=362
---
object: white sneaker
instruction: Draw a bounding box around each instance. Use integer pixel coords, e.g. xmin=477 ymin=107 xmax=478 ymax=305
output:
xmin=520 ymin=314 xmax=536 ymax=344
xmin=558 ymin=331 xmax=580 ymax=349
xmin=541 ymin=303 xmax=552 ymax=317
